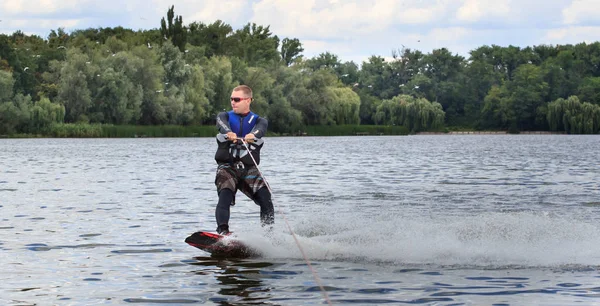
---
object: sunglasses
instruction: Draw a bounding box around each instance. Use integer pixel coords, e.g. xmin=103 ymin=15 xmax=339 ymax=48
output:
xmin=230 ymin=97 xmax=251 ymax=102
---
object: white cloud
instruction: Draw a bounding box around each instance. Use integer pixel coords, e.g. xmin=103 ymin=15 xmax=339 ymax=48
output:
xmin=301 ymin=26 xmax=472 ymax=64
xmin=429 ymin=27 xmax=471 ymax=42
xmin=562 ymin=0 xmax=600 ymax=25
xmin=7 ymin=18 xmax=80 ymax=29
xmin=0 ymin=0 xmax=153 ymax=36
xmin=543 ymin=26 xmax=600 ymax=44
xmin=251 ymin=0 xmax=448 ymax=40
xmin=456 ymin=0 xmax=511 ymax=22
xmin=0 ymin=0 xmax=125 ymax=16
xmin=185 ymin=0 xmax=248 ymax=25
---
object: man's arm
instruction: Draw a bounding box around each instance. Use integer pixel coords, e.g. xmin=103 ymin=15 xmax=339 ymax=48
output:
xmin=251 ymin=117 xmax=268 ymax=138
xmin=216 ymin=112 xmax=231 ymax=134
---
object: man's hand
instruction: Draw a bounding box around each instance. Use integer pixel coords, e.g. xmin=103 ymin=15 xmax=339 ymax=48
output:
xmin=226 ymin=132 xmax=237 ymax=142
xmin=244 ymin=133 xmax=256 ymax=143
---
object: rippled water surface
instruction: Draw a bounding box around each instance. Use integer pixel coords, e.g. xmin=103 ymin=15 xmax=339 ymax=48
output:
xmin=2 ymin=135 xmax=600 ymax=305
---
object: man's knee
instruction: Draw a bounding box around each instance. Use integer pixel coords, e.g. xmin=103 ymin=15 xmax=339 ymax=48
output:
xmin=254 ymin=187 xmax=271 ymax=203
xmin=219 ymin=187 xmax=234 ymax=195
xmin=217 ymin=188 xmax=235 ymax=207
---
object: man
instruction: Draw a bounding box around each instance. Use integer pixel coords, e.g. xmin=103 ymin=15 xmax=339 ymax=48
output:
xmin=213 ymin=85 xmax=274 ymax=235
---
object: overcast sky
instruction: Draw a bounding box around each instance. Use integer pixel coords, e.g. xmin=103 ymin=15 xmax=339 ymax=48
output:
xmin=1 ymin=0 xmax=599 ymax=63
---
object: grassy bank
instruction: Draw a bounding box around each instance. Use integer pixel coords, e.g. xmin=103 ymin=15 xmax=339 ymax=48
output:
xmin=300 ymin=125 xmax=409 ymax=136
xmin=2 ymin=123 xmax=411 ymax=138
xmin=101 ymin=125 xmax=216 ymax=137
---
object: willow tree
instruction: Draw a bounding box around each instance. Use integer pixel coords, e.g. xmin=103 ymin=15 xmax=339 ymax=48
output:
xmin=375 ymin=94 xmax=445 ymax=132
xmin=324 ymin=87 xmax=361 ymax=125
xmin=56 ymin=49 xmax=92 ymax=123
xmin=130 ymin=44 xmax=166 ymax=125
xmin=0 ymin=70 xmax=14 ymax=102
xmin=0 ymin=93 xmax=31 ymax=134
xmin=203 ymin=56 xmax=237 ymax=117
xmin=268 ymin=65 xmax=306 ymax=131
xmin=286 ymin=69 xmax=339 ymax=125
xmin=30 ymin=97 xmax=65 ymax=132
xmin=547 ymin=96 xmax=600 ymax=134
xmin=183 ymin=65 xmax=211 ymax=124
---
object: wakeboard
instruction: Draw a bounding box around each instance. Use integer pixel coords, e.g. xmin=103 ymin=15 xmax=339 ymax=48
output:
xmin=185 ymin=231 xmax=260 ymax=258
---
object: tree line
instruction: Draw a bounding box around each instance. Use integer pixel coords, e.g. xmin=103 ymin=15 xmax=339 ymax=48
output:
xmin=1 ymin=6 xmax=599 ymax=135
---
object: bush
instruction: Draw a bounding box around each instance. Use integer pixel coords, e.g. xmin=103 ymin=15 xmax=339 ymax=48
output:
xmin=301 ymin=125 xmax=409 ymax=136
xmin=49 ymin=123 xmax=103 ymax=137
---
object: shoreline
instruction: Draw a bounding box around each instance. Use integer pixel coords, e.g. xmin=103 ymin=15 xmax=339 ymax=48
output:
xmin=1 ymin=131 xmax=580 ymax=139
xmin=416 ymin=131 xmax=567 ymax=135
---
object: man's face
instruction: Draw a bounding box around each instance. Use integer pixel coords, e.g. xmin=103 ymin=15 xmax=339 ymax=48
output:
xmin=230 ymin=90 xmax=252 ymax=114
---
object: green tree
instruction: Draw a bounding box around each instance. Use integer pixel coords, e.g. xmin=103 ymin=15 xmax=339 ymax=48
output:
xmin=187 ymin=20 xmax=232 ymax=57
xmin=356 ymin=90 xmax=381 ymax=124
xmin=533 ymin=44 xmax=560 ymax=63
xmin=291 ymin=69 xmax=340 ymax=125
xmin=554 ymin=49 xmax=585 ymax=96
xmin=337 ymin=61 xmax=359 ymax=86
xmin=95 ymin=53 xmax=144 ymax=124
xmin=57 ymin=49 xmax=92 ymax=122
xmin=401 ymin=74 xmax=433 ymax=99
xmin=359 ymin=55 xmax=393 ymax=98
xmin=0 ymin=34 xmax=18 ymax=71
xmin=7 ymin=32 xmax=45 ymax=98
xmin=572 ymin=42 xmax=600 ymax=77
xmin=161 ymin=86 xmax=194 ymax=124
xmin=375 ymin=94 xmax=444 ymax=132
xmin=264 ymin=87 xmax=303 ymax=133
xmin=483 ymin=64 xmax=549 ymax=131
xmin=241 ymin=66 xmax=274 ymax=116
xmin=160 ymin=5 xmax=187 ymax=52
xmin=183 ymin=65 xmax=210 ymax=124
xmin=105 ymin=36 xmax=128 ymax=54
xmin=421 ymin=48 xmax=466 ymax=123
xmin=547 ymin=96 xmax=600 ymax=134
xmin=203 ymin=56 xmax=236 ymax=118
xmin=462 ymin=60 xmax=502 ymax=125
xmin=47 ymin=28 xmax=70 ymax=49
xmin=577 ymin=77 xmax=600 ymax=105
xmin=280 ymin=38 xmax=303 ymax=66
xmin=129 ymin=44 xmax=166 ymax=125
xmin=540 ymin=57 xmax=569 ymax=102
xmin=30 ymin=96 xmax=65 ymax=132
xmin=160 ymin=40 xmax=187 ymax=88
xmin=0 ymin=70 xmax=14 ymax=101
xmin=228 ymin=23 xmax=280 ymax=66
xmin=264 ymin=66 xmax=304 ymax=133
xmin=506 ymin=64 xmax=549 ymax=130
xmin=390 ymin=48 xmax=426 ymax=85
xmin=480 ymin=85 xmax=508 ymax=129
xmin=304 ymin=52 xmax=340 ymax=71
xmin=324 ymin=87 xmax=361 ymax=125
xmin=0 ymin=94 xmax=31 ymax=134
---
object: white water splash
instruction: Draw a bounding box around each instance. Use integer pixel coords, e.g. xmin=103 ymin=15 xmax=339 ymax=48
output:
xmin=237 ymin=211 xmax=600 ymax=268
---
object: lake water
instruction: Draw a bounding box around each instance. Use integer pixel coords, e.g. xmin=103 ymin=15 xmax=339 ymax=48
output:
xmin=1 ymin=135 xmax=600 ymax=305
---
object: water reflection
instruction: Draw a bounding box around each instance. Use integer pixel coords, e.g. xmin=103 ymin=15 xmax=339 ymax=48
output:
xmin=188 ymin=257 xmax=276 ymax=305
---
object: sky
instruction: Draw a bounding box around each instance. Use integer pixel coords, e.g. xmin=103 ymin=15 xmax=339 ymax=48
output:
xmin=1 ymin=0 xmax=600 ymax=64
